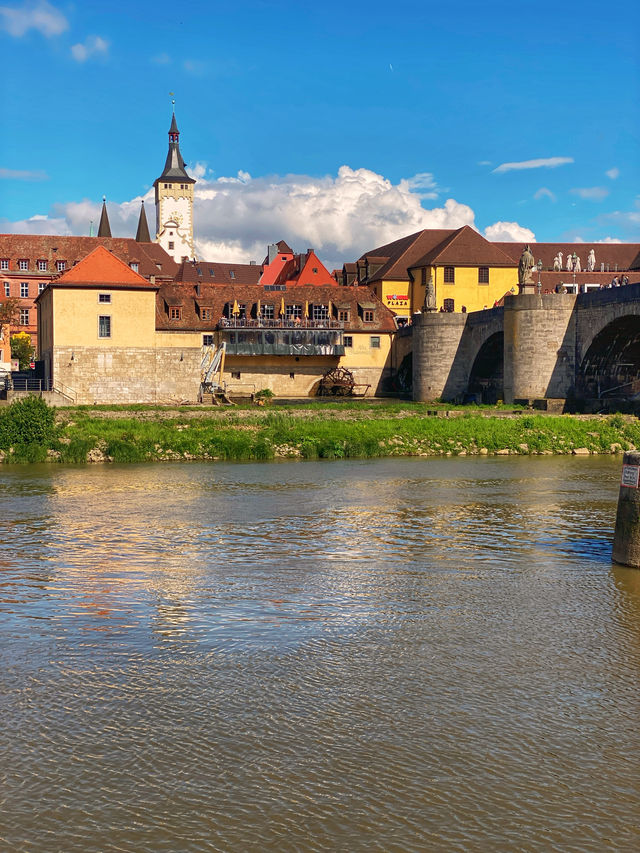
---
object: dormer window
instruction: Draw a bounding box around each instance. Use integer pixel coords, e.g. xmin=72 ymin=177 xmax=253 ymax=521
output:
xmin=37 ymin=260 xmax=47 ymax=271
xmin=209 ymin=269 xmax=215 ymax=277
xmin=19 ymin=259 xmax=29 ymax=271
xmin=56 ymin=260 xmax=66 ymax=272
xmin=169 ymin=306 xmax=182 ymax=320
xmin=0 ymin=260 xmax=9 ymax=271
xmin=197 ymin=267 xmax=203 ymax=276
xmin=130 ymin=262 xmax=139 ymax=273
xmin=229 ymin=270 xmax=235 ymax=279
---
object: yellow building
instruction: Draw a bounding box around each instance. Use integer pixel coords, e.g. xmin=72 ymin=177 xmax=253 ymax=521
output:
xmin=353 ymin=225 xmax=518 ymax=316
xmin=37 ymin=246 xmax=401 ymax=404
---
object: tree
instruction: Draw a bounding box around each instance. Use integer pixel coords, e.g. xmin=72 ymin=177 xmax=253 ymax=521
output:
xmin=0 ymin=297 xmax=20 ymax=349
xmin=10 ymin=331 xmax=35 ymax=370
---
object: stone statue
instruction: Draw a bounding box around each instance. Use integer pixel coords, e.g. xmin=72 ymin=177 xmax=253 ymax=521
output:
xmin=423 ymin=276 xmax=437 ymax=312
xmin=553 ymin=252 xmax=562 ymax=272
xmin=566 ymin=253 xmax=573 ymax=272
xmin=574 ymin=255 xmax=581 ymax=273
xmin=518 ymin=244 xmax=535 ymax=286
xmin=587 ymin=249 xmax=596 ymax=272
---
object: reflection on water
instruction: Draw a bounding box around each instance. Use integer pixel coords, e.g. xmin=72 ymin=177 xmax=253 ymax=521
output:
xmin=1 ymin=457 xmax=639 ymax=852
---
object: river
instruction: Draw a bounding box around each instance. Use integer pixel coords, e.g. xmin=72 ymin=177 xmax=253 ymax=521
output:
xmin=0 ymin=457 xmax=639 ymax=852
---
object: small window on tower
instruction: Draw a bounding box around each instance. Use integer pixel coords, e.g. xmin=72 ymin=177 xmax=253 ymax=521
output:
xmin=168 ymin=242 xmax=175 ymax=250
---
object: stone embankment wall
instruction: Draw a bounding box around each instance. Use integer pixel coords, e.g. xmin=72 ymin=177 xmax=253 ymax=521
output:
xmin=53 ymin=347 xmax=202 ymax=404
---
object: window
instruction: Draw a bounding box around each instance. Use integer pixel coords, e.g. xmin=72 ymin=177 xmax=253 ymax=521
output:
xmin=197 ymin=267 xmax=202 ymax=276
xmin=20 ymin=282 xmax=29 ymax=298
xmin=444 ymin=266 xmax=455 ymax=283
xmin=168 ymin=242 xmax=175 ymax=250
xmin=39 ymin=282 xmax=46 ymax=294
xmin=0 ymin=260 xmax=8 ymax=271
xmin=56 ymin=260 xmax=66 ymax=272
xmin=338 ymin=309 xmax=350 ymax=322
xmin=164 ymin=183 xmax=171 ymax=189
xmin=203 ymin=334 xmax=214 ymax=346
xmin=98 ymin=315 xmax=111 ymax=337
xmin=289 ymin=372 xmax=295 ymax=379
xmin=312 ymin=304 xmax=329 ymax=321
xmin=169 ymin=306 xmax=182 ymax=320
xmin=130 ymin=262 xmax=139 ymax=273
xmin=98 ymin=293 xmax=111 ymax=303
xmin=231 ymin=371 xmax=241 ymax=379
xmin=19 ymin=259 xmax=29 ymax=271
xmin=312 ymin=267 xmax=318 ymax=274
xmin=286 ymin=304 xmax=302 ymax=319
xmin=364 ymin=310 xmax=374 ymax=323
xmin=37 ymin=260 xmax=47 ymax=272
xmin=478 ymin=266 xmax=489 ymax=284
xmin=261 ymin=303 xmax=274 ymax=319
xmin=421 ymin=267 xmax=427 ymax=286
xmin=343 ymin=335 xmax=353 ymax=347
xmin=370 ymin=336 xmax=380 ymax=348
xmin=209 ymin=268 xmax=215 ymax=277
xmin=201 ymin=308 xmax=212 ymax=320
xmin=443 ymin=298 xmax=455 ymax=312
xmin=20 ymin=308 xmax=29 ymax=325
xmin=229 ymin=270 xmax=236 ymax=279
xmin=4 ymin=282 xmax=9 ymax=297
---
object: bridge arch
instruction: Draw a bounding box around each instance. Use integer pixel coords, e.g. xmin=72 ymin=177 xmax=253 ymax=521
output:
xmin=576 ymin=314 xmax=640 ymax=401
xmin=467 ymin=332 xmax=504 ymax=403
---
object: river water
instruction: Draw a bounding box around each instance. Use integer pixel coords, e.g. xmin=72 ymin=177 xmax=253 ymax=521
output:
xmin=0 ymin=457 xmax=638 ymax=852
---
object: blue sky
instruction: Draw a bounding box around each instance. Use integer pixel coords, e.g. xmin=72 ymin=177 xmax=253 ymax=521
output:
xmin=1 ymin=0 xmax=638 ymax=265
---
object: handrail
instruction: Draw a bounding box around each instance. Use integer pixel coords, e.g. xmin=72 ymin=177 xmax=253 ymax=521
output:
xmin=51 ymin=381 xmax=77 ymax=403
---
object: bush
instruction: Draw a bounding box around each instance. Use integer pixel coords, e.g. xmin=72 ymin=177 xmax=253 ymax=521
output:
xmin=0 ymin=396 xmax=56 ymax=450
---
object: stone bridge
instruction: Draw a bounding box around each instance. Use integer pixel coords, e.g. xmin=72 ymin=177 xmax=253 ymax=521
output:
xmin=413 ymin=282 xmax=640 ymax=408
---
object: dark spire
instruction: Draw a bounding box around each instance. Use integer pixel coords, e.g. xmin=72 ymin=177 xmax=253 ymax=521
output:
xmin=155 ymin=110 xmax=196 ymax=185
xmin=97 ymin=196 xmax=111 ymax=238
xmin=135 ymin=200 xmax=151 ymax=242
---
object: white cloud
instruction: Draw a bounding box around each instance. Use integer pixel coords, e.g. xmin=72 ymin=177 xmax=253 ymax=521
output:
xmin=0 ymin=167 xmax=47 ymax=180
xmin=570 ymin=186 xmax=609 ymax=201
xmin=0 ymin=165 xmax=535 ymax=268
xmin=483 ymin=221 xmax=536 ymax=242
xmin=477 ymin=160 xmax=492 ymax=167
xmin=598 ymin=237 xmax=622 ymax=243
xmin=0 ymin=0 xmax=67 ymax=37
xmin=71 ymin=34 xmax=108 ymax=62
xmin=493 ymin=157 xmax=573 ymax=174
xmin=533 ymin=187 xmax=556 ymax=202
xmin=605 ymin=168 xmax=620 ymax=180
xmin=403 ymin=172 xmax=438 ymax=198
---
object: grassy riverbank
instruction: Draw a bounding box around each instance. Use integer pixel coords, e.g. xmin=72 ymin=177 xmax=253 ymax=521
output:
xmin=1 ymin=397 xmax=639 ymax=463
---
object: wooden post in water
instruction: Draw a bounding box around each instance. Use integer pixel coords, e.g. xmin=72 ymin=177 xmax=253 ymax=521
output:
xmin=612 ymin=451 xmax=640 ymax=568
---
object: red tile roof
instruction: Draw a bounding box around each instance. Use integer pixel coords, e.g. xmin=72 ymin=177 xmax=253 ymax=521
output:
xmin=155 ymin=282 xmax=397 ymax=332
xmin=51 ymin=246 xmax=157 ymax=288
xmin=0 ymin=234 xmax=177 ymax=279
xmin=174 ymin=259 xmax=262 ymax=286
xmin=412 ymin=225 xmax=516 ymax=267
xmin=359 ymin=229 xmax=458 ymax=281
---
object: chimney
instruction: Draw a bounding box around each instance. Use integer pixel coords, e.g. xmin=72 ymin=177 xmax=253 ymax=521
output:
xmin=267 ymin=243 xmax=278 ymax=264
xmin=250 ymin=260 xmax=256 ymax=265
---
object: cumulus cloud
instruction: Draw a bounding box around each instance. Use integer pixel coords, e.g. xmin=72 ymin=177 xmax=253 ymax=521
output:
xmin=570 ymin=186 xmax=609 ymax=201
xmin=0 ymin=167 xmax=47 ymax=180
xmin=483 ymin=221 xmax=536 ymax=242
xmin=598 ymin=237 xmax=622 ymax=243
xmin=71 ymin=34 xmax=108 ymax=62
xmin=493 ymin=157 xmax=573 ymax=174
xmin=533 ymin=187 xmax=556 ymax=202
xmin=605 ymin=168 xmax=620 ymax=180
xmin=0 ymin=165 xmax=537 ymax=269
xmin=0 ymin=0 xmax=67 ymax=37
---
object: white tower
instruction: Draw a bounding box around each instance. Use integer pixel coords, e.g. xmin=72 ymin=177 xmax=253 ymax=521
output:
xmin=154 ymin=111 xmax=196 ymax=262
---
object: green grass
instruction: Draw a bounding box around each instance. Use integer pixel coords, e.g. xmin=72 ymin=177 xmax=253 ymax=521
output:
xmin=2 ymin=400 xmax=639 ymax=464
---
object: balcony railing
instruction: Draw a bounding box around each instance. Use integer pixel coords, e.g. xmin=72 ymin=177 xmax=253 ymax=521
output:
xmin=218 ymin=318 xmax=344 ymax=330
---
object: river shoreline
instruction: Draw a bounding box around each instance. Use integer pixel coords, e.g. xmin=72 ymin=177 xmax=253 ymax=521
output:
xmin=1 ymin=400 xmax=638 ymax=464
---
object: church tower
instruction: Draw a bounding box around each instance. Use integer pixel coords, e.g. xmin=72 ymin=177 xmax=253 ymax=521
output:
xmin=154 ymin=110 xmax=196 ymax=262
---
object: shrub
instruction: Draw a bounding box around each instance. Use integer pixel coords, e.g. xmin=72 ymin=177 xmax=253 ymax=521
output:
xmin=0 ymin=396 xmax=56 ymax=449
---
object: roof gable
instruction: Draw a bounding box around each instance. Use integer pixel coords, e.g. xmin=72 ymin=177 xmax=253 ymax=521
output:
xmin=413 ymin=225 xmax=517 ymax=267
xmin=55 ymin=245 xmax=154 ymax=287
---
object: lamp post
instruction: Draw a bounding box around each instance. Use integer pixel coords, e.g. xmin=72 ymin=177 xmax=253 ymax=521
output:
xmin=537 ymin=259 xmax=543 ymax=294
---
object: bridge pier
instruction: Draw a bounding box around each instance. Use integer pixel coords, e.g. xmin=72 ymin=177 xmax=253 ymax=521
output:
xmin=613 ymin=452 xmax=640 ymax=568
xmin=412 ymin=312 xmax=467 ymax=402
xmin=503 ymin=293 xmax=577 ymax=404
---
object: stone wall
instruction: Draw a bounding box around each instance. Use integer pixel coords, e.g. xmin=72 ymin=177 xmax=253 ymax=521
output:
xmin=52 ymin=346 xmax=202 ymax=404
xmin=503 ymin=293 xmax=577 ymax=402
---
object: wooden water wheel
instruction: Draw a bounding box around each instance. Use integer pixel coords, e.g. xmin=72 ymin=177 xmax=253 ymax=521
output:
xmin=318 ymin=366 xmax=355 ymax=396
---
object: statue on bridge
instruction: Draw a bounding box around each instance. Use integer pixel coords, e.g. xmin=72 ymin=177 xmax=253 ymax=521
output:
xmin=518 ymin=245 xmax=535 ymax=289
xmin=423 ymin=276 xmax=437 ymax=312
xmin=574 ymin=255 xmax=581 ymax=273
xmin=553 ymin=252 xmax=563 ymax=272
